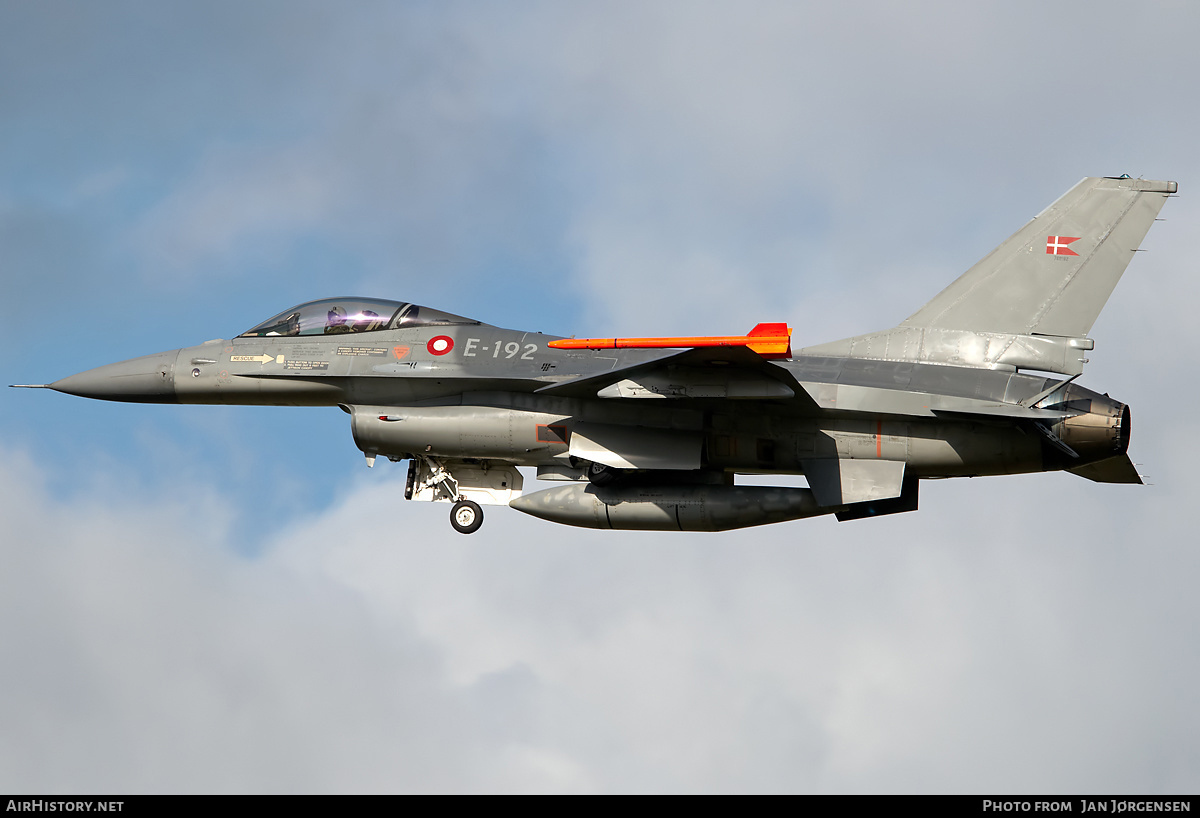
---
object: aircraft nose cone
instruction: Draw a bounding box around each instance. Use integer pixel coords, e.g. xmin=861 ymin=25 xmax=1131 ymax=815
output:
xmin=50 ymin=350 xmax=178 ymax=403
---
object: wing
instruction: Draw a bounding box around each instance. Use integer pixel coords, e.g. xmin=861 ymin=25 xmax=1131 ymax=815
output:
xmin=536 ymin=345 xmax=818 ymax=409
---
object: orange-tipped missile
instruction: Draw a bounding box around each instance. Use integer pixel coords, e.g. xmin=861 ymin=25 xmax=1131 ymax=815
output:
xmin=548 ymin=322 xmax=792 ymax=359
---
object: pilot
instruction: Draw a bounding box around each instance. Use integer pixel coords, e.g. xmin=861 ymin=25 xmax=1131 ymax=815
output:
xmin=324 ymin=305 xmax=352 ymax=334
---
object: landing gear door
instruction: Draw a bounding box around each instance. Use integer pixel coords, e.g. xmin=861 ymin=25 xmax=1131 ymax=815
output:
xmin=406 ymin=458 xmax=524 ymax=506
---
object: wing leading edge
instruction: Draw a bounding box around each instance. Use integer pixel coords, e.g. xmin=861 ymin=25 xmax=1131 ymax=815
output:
xmin=536 ymin=344 xmax=816 ymax=407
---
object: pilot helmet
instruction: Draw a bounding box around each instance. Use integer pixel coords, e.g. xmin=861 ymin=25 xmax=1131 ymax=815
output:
xmin=326 ymin=305 xmax=348 ymax=326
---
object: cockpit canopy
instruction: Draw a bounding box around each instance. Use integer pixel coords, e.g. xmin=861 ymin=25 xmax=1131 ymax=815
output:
xmin=239 ymin=298 xmax=482 ymax=338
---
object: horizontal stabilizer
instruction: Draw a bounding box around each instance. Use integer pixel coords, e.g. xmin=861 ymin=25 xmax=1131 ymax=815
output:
xmin=1068 ymin=454 xmax=1143 ymax=484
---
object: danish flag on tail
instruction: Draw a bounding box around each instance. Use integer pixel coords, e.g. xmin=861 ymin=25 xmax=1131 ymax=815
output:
xmin=1046 ymin=235 xmax=1081 ymax=256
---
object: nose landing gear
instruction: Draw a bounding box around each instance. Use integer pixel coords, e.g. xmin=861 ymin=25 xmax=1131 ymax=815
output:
xmin=450 ymin=499 xmax=484 ymax=534
xmin=400 ymin=456 xmax=522 ymax=533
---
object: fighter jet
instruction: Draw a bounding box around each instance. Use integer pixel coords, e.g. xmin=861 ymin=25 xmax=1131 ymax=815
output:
xmin=16 ymin=176 xmax=1175 ymax=533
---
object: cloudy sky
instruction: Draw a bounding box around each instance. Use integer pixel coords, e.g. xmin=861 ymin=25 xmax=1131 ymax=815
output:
xmin=2 ymin=0 xmax=1198 ymax=793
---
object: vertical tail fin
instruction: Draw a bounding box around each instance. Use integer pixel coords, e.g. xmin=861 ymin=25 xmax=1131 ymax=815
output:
xmin=902 ymin=176 xmax=1175 ymax=337
xmin=800 ymin=177 xmax=1175 ymax=374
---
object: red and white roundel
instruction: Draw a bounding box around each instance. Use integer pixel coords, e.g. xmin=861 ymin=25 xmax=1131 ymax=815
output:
xmin=427 ymin=335 xmax=454 ymax=356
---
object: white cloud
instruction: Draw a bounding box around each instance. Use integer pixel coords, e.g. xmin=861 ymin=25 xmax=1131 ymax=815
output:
xmin=6 ymin=445 xmax=1194 ymax=793
xmin=95 ymin=1 xmax=1200 ymax=338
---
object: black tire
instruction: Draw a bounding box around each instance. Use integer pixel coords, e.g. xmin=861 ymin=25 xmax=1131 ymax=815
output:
xmin=450 ymin=500 xmax=484 ymax=534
